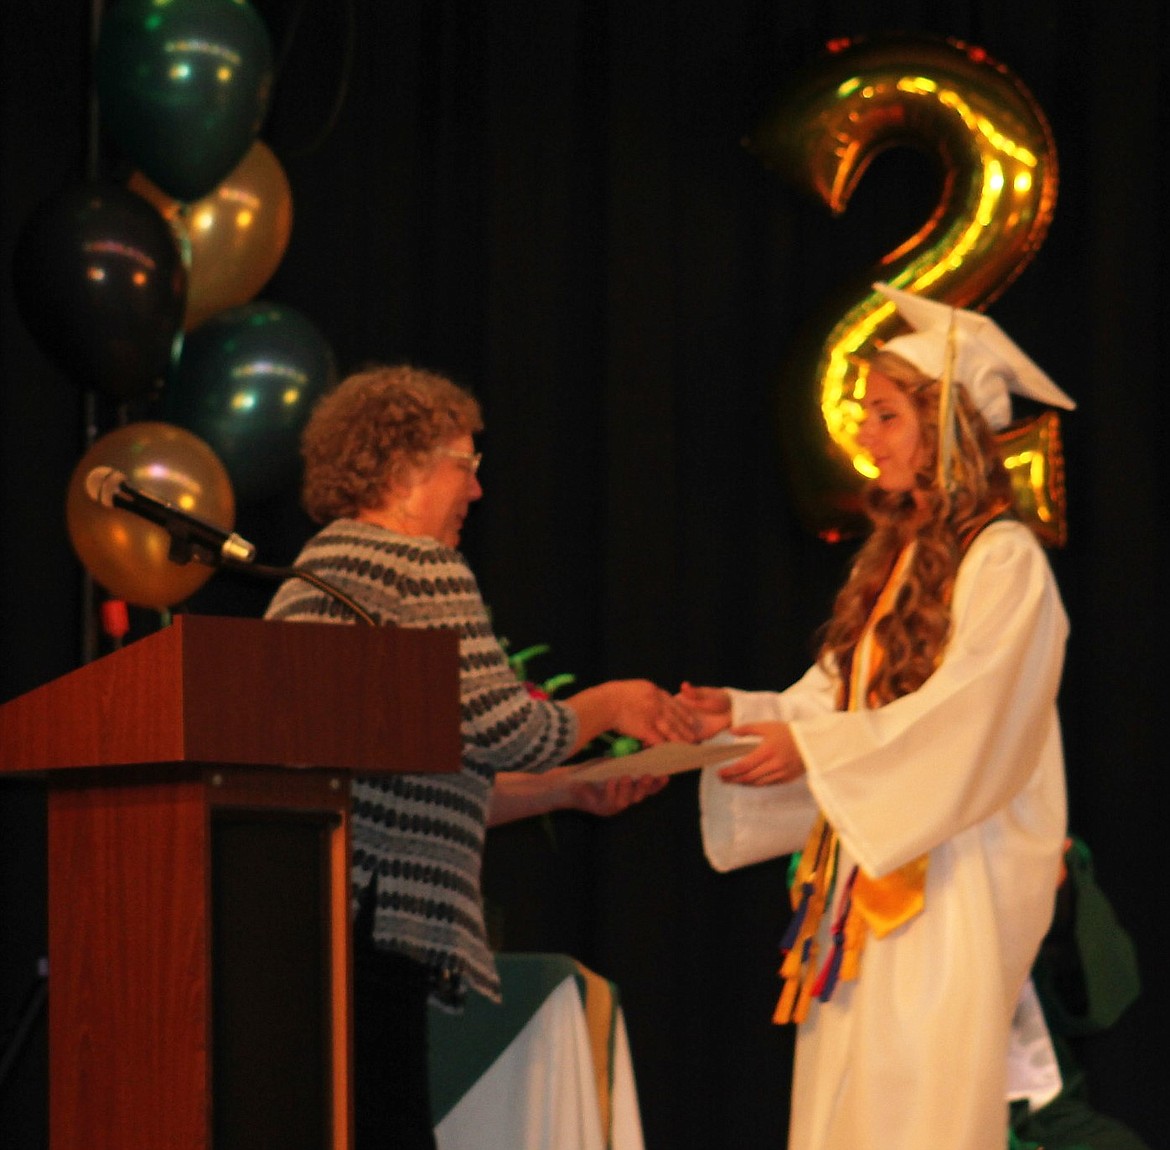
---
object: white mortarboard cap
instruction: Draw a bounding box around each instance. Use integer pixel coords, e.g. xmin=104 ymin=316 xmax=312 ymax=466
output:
xmin=873 ymin=283 xmax=1075 ymax=431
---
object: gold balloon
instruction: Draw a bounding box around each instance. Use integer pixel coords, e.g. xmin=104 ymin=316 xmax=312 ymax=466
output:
xmin=751 ymin=34 xmax=1061 ymax=541
xmin=66 ymin=421 xmax=238 ymax=609
xmin=130 ymin=140 xmax=293 ymax=331
xmin=996 ymin=412 xmax=1067 ymax=549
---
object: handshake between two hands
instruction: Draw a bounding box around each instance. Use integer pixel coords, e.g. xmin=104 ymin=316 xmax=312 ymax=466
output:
xmin=598 ymin=680 xmax=807 ymax=789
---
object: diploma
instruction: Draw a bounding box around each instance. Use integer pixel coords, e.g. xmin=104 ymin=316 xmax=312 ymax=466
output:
xmin=571 ymin=734 xmax=760 ymax=782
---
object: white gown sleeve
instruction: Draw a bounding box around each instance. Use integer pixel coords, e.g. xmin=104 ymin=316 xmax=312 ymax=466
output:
xmin=790 ymin=520 xmax=1069 ymax=878
xmin=699 ymin=662 xmax=838 ymax=872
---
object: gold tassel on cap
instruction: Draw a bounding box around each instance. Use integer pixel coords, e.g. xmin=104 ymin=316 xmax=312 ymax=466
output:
xmin=937 ymin=308 xmax=959 ymax=492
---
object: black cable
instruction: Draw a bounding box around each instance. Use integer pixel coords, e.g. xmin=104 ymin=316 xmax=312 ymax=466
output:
xmin=227 ymin=559 xmax=379 ymax=627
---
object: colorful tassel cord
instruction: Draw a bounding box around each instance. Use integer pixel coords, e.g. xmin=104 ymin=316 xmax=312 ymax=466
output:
xmin=774 ymin=818 xmax=835 ymax=1024
xmin=811 ymin=865 xmax=858 ymax=1001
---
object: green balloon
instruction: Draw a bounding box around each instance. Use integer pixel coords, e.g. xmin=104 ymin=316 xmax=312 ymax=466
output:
xmin=97 ymin=0 xmax=274 ymax=202
xmin=160 ymin=302 xmax=336 ymax=502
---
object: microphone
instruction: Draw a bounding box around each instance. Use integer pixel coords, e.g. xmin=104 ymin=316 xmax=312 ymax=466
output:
xmin=85 ymin=466 xmax=256 ymax=566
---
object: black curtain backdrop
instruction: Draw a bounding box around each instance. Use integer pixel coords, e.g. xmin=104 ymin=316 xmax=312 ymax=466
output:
xmin=2 ymin=2 xmax=1166 ymax=1147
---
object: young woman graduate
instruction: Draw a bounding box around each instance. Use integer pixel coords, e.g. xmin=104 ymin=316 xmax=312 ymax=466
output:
xmin=680 ymin=282 xmax=1077 ymax=1150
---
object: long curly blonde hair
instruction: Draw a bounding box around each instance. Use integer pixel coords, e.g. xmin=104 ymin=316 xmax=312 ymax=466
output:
xmin=818 ymin=351 xmax=1014 ymax=706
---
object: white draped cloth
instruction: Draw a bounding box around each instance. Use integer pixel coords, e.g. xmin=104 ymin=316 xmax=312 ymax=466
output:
xmin=434 ymin=973 xmax=644 ymax=1150
xmin=700 ymin=520 xmax=1068 ymax=1150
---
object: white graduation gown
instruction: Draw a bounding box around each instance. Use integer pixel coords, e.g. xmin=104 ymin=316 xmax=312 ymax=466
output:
xmin=700 ymin=520 xmax=1068 ymax=1150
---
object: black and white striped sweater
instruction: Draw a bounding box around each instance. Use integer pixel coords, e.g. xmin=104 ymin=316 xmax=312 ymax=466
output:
xmin=265 ymin=519 xmax=578 ymax=1005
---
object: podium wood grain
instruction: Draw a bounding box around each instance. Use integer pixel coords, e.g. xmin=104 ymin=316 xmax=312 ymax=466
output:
xmin=0 ymin=615 xmax=461 ymax=1150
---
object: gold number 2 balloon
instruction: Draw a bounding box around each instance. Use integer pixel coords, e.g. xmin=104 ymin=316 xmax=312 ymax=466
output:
xmin=750 ymin=34 xmax=1065 ymax=543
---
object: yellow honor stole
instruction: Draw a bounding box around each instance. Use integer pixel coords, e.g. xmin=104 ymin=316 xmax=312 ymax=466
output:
xmin=773 ymin=544 xmax=929 ymax=1025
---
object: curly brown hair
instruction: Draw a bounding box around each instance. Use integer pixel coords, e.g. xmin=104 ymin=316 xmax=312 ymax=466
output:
xmin=818 ymin=351 xmax=1014 ymax=706
xmin=300 ymin=364 xmax=483 ymax=523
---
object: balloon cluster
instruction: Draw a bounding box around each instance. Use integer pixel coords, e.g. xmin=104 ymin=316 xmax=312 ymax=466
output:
xmin=12 ymin=0 xmax=338 ymax=609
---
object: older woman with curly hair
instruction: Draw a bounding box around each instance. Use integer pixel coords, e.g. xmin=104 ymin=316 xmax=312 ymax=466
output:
xmin=266 ymin=363 xmax=689 ymax=1150
xmin=679 ymin=284 xmax=1077 ymax=1150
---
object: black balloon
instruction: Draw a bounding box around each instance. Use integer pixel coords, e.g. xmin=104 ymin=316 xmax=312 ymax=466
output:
xmin=13 ymin=182 xmax=186 ymax=400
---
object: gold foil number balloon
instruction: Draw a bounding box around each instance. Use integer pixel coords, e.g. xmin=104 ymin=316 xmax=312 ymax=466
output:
xmin=751 ymin=34 xmax=1063 ymax=541
xmin=66 ymin=422 xmax=238 ymax=609
xmin=996 ymin=411 xmax=1068 ymax=548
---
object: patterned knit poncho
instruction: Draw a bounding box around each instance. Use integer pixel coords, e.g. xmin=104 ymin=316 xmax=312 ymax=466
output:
xmin=265 ymin=519 xmax=578 ymax=1005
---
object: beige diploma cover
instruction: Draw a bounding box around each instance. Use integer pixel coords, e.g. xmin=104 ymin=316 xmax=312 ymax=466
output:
xmin=570 ymin=735 xmax=760 ymax=782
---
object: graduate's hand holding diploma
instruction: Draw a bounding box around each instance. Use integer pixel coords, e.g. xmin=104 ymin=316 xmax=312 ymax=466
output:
xmin=677 ymin=683 xmax=807 ymax=786
xmin=713 ymin=721 xmax=805 ymax=786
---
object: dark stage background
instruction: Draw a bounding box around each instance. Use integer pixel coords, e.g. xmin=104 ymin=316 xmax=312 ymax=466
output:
xmin=1 ymin=1 xmax=1166 ymax=1147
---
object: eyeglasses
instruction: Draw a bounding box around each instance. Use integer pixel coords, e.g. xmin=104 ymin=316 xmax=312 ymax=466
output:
xmin=437 ymin=448 xmax=482 ymax=475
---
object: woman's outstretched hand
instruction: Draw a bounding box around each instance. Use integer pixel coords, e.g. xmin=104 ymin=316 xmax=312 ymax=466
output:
xmin=716 ymin=721 xmax=805 ymax=786
xmin=487 ymin=766 xmax=668 ymax=827
xmin=610 ymin=679 xmax=703 ymax=745
xmin=565 ymin=770 xmax=669 ymax=815
xmin=564 ymin=679 xmax=701 ymax=758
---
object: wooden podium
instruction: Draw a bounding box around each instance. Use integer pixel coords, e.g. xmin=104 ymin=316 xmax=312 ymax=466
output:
xmin=0 ymin=614 xmax=461 ymax=1150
